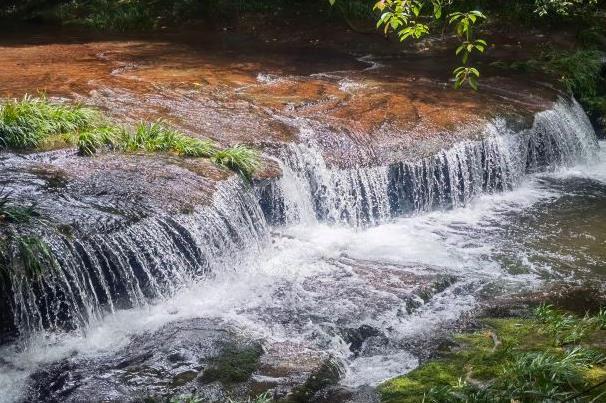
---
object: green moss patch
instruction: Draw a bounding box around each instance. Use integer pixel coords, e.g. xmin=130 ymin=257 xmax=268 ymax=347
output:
xmin=379 ymin=306 xmax=606 ymax=402
xmin=200 ymin=343 xmax=263 ymax=385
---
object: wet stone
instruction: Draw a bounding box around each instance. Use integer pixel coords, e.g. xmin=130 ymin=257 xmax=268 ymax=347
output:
xmin=24 ymin=318 xmax=334 ymax=402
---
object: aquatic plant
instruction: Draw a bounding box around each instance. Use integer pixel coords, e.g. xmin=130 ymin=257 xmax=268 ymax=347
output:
xmin=76 ymin=126 xmax=122 ymax=156
xmin=0 ymin=95 xmax=99 ymax=149
xmin=212 ymin=144 xmax=261 ymax=179
xmin=227 ymin=391 xmax=273 ymax=403
xmin=535 ymin=303 xmax=604 ymax=345
xmin=0 ymin=234 xmax=56 ymax=282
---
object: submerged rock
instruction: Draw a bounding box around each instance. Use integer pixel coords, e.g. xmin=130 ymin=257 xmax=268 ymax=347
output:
xmin=22 ymin=317 xmax=354 ymax=403
xmin=24 ymin=318 xmax=335 ymax=402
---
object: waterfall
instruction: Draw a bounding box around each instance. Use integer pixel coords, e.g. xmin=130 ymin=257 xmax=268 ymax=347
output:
xmin=1 ymin=97 xmax=599 ymax=339
xmin=4 ymin=178 xmax=268 ymax=337
xmin=261 ymin=98 xmax=598 ymax=226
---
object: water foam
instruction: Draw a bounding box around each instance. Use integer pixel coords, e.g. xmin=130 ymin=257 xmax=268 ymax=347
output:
xmin=0 ymin=99 xmax=603 ymax=401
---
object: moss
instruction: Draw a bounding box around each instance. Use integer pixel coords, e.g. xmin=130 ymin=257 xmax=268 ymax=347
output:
xmin=200 ymin=343 xmax=263 ymax=385
xmin=379 ymin=310 xmax=606 ymax=403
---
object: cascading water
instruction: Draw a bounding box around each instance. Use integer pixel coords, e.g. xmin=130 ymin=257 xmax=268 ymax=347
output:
xmin=4 ymin=178 xmax=268 ymax=338
xmin=0 ymin=96 xmax=603 ymax=403
xmin=261 ymin=97 xmax=597 ymax=227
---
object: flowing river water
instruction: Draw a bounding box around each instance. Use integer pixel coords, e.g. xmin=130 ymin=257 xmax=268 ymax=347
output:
xmin=1 ymin=103 xmax=605 ymax=402
xmin=0 ymin=31 xmax=605 ymax=402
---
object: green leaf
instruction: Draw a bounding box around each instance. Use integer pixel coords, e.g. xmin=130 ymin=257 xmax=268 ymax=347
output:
xmin=469 ymin=76 xmax=479 ymax=90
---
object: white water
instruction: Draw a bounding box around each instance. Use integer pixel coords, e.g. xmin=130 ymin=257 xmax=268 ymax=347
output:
xmin=0 ymin=100 xmax=604 ymax=401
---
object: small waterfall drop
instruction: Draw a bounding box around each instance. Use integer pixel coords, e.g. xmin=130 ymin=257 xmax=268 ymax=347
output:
xmin=5 ymin=179 xmax=268 ymax=337
xmin=1 ymin=97 xmax=599 ymax=341
xmin=262 ymin=98 xmax=598 ymax=226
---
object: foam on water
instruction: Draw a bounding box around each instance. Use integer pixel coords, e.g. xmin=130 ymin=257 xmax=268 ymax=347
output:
xmin=0 ymin=100 xmax=604 ymax=401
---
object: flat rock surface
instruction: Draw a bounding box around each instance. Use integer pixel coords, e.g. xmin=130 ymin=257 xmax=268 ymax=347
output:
xmin=0 ymin=27 xmax=560 ymax=170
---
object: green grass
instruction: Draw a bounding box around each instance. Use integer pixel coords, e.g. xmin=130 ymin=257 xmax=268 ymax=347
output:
xmin=168 ymin=391 xmax=272 ymax=403
xmin=121 ymin=121 xmax=216 ymax=157
xmin=0 ymin=95 xmax=100 ymax=149
xmin=0 ymin=234 xmax=57 ymax=282
xmin=212 ymin=144 xmax=261 ymax=179
xmin=0 ymin=96 xmax=262 ymax=178
xmin=0 ymin=190 xmax=37 ymax=224
xmin=379 ymin=306 xmax=606 ymax=403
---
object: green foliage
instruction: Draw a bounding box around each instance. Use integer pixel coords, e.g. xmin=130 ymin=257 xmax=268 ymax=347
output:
xmin=0 ymin=96 xmax=261 ymax=177
xmin=534 ymin=0 xmax=599 ymax=17
xmin=76 ymin=126 xmax=122 ymax=156
xmin=0 ymin=95 xmax=99 ymax=149
xmin=54 ymin=0 xmax=206 ymax=31
xmin=494 ymin=49 xmax=605 ymax=116
xmin=379 ymin=308 xmax=606 ymax=403
xmin=454 ymin=66 xmax=479 ymax=90
xmin=541 ymin=50 xmax=605 ymax=101
xmin=227 ymin=391 xmax=273 ymax=403
xmin=0 ymin=235 xmax=57 ymax=282
xmin=344 ymin=0 xmax=489 ymax=89
xmin=211 ymin=144 xmax=261 ymax=179
xmin=0 ymin=190 xmax=37 ymax=224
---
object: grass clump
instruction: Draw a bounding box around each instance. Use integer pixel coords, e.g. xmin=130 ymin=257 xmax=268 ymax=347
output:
xmin=0 ymin=96 xmax=262 ymax=178
xmin=212 ymin=144 xmax=261 ymax=180
xmin=168 ymin=391 xmax=272 ymax=403
xmin=0 ymin=190 xmax=37 ymax=224
xmin=0 ymin=95 xmax=100 ymax=149
xmin=75 ymin=121 xmax=260 ymax=178
xmin=121 ymin=121 xmax=216 ymax=157
xmin=1 ymin=233 xmax=56 ymax=283
xmin=379 ymin=306 xmax=606 ymax=403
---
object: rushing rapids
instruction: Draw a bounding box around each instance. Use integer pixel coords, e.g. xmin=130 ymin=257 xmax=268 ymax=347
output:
xmin=0 ymin=96 xmax=604 ymax=402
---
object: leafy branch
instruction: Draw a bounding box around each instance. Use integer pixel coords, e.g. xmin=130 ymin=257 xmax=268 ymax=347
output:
xmin=330 ymin=0 xmax=488 ymax=90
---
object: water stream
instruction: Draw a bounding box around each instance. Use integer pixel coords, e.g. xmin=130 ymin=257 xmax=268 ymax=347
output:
xmin=1 ymin=98 xmax=605 ymax=402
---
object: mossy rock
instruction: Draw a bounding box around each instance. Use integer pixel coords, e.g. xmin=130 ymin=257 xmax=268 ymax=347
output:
xmin=285 ymin=360 xmax=341 ymax=402
xmin=379 ymin=312 xmax=606 ymax=403
xmin=200 ymin=343 xmax=263 ymax=385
